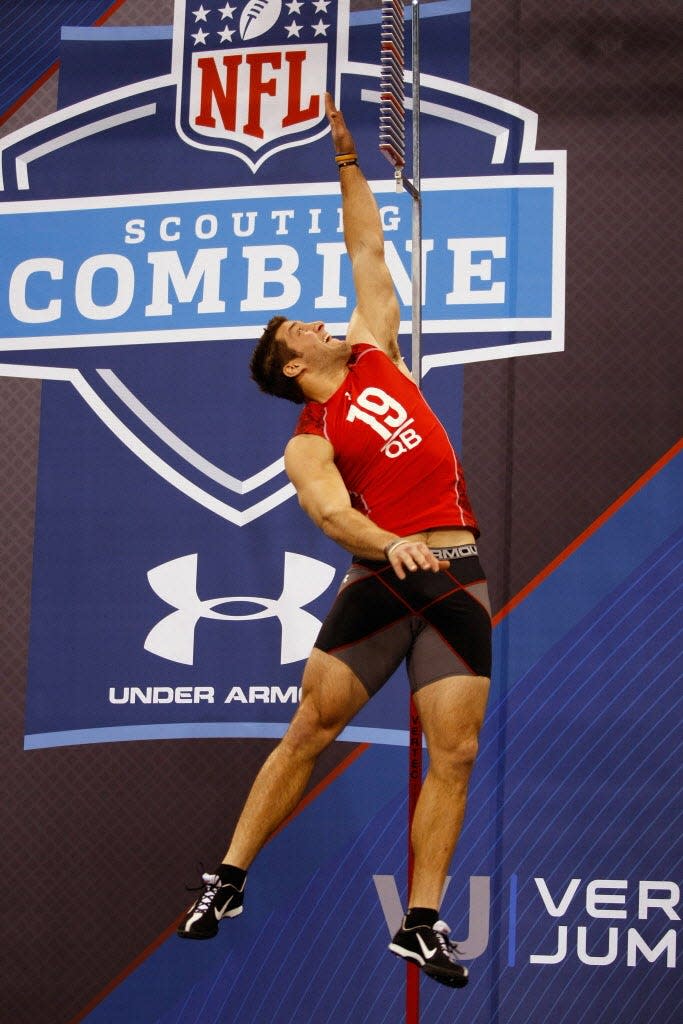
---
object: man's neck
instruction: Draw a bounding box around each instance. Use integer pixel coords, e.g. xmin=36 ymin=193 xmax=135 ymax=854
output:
xmin=300 ymin=364 xmax=350 ymax=404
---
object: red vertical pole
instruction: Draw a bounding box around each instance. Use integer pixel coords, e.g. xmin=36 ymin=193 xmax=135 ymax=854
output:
xmin=406 ymin=694 xmax=422 ymax=1022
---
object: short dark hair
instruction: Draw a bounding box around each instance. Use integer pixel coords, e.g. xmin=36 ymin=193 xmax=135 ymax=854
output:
xmin=249 ymin=315 xmax=305 ymax=404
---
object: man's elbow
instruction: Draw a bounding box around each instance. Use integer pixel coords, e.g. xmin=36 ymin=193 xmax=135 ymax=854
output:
xmin=298 ymin=496 xmax=338 ymax=536
xmin=348 ymin=234 xmax=385 ymax=265
xmin=317 ymin=505 xmax=351 ymax=542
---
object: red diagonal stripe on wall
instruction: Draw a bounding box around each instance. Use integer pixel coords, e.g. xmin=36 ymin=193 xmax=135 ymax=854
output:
xmin=66 ymin=741 xmax=371 ymax=1024
xmin=493 ymin=437 xmax=682 ymax=626
xmin=0 ymin=0 xmax=129 ymax=128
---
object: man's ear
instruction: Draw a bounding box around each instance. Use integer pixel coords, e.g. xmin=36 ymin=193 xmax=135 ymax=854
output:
xmin=283 ymin=360 xmax=302 ymax=378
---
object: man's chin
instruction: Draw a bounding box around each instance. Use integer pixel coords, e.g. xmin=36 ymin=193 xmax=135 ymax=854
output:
xmin=326 ymin=338 xmax=350 ymax=354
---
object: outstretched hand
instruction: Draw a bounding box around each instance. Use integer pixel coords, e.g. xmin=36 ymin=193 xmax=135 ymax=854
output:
xmin=325 ymin=92 xmax=356 ymax=155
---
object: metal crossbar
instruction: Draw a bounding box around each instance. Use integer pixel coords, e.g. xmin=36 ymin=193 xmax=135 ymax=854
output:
xmin=379 ymin=0 xmax=422 ymax=381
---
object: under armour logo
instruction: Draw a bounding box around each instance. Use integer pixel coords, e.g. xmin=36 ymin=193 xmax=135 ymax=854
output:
xmin=144 ymin=551 xmax=336 ymax=666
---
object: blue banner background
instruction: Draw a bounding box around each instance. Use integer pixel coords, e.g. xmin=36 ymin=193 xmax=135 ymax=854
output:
xmin=11 ymin=1 xmax=565 ymax=748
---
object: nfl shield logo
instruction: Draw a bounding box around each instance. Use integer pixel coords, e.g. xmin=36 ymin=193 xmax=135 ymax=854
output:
xmin=172 ymin=0 xmax=343 ymax=170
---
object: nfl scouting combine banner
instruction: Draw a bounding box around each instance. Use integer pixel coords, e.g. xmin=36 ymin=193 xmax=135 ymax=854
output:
xmin=0 ymin=0 xmax=564 ymax=750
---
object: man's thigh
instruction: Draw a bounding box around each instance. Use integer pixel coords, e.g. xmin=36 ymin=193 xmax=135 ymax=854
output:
xmin=295 ymin=648 xmax=371 ymax=734
xmin=414 ymin=674 xmax=490 ymax=753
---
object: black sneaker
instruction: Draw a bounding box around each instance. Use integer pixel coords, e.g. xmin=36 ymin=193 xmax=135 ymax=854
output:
xmin=177 ymin=872 xmax=245 ymax=940
xmin=389 ymin=919 xmax=469 ymax=988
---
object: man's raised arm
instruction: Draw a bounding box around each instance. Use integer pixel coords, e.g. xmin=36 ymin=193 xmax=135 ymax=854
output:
xmin=325 ymin=94 xmax=403 ymax=366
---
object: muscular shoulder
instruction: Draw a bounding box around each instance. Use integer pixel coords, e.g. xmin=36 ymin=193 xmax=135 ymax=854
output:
xmin=350 ymin=341 xmax=414 ymax=381
xmin=285 ymin=432 xmax=335 ymax=483
xmin=294 ymin=401 xmax=327 ymax=439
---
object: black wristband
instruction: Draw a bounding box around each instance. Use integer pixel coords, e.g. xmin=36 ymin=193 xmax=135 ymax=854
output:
xmin=335 ymin=151 xmax=358 ymax=170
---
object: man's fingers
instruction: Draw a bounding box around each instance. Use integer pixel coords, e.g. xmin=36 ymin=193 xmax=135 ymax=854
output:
xmin=325 ymin=91 xmax=342 ymax=129
xmin=387 ymin=543 xmax=451 ymax=578
xmin=324 ymin=91 xmax=355 ymax=152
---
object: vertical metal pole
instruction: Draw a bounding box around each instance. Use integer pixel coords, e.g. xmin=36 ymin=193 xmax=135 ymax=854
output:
xmin=406 ymin=4 xmax=422 ymax=1023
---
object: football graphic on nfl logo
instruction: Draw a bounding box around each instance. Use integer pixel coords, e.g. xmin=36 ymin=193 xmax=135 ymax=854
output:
xmin=240 ymin=0 xmax=283 ymax=40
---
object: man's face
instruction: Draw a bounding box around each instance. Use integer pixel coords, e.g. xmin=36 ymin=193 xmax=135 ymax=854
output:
xmin=277 ymin=320 xmax=350 ymax=371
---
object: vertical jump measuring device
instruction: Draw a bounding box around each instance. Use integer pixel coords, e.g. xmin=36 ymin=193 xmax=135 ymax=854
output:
xmin=380 ymin=0 xmax=421 ymax=381
xmin=380 ymin=2 xmax=423 ymax=1020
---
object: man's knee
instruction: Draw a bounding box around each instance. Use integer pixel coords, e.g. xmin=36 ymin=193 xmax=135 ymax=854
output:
xmin=281 ymin=688 xmax=353 ymax=756
xmin=280 ymin=699 xmax=329 ymax=753
xmin=428 ymin=734 xmax=480 ymax=779
xmin=292 ymin=649 xmax=368 ymax=743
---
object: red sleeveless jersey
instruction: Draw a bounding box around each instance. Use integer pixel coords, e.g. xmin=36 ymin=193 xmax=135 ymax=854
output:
xmin=293 ymin=344 xmax=479 ymax=536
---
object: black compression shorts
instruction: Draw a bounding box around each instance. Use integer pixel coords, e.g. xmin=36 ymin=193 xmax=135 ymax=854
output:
xmin=314 ymin=548 xmax=492 ymax=695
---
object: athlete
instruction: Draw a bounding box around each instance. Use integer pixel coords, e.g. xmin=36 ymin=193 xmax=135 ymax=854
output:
xmin=178 ymin=94 xmax=492 ymax=990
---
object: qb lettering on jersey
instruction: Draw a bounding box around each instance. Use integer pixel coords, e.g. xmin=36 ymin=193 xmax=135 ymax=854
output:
xmin=346 ymin=386 xmax=422 ymax=460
